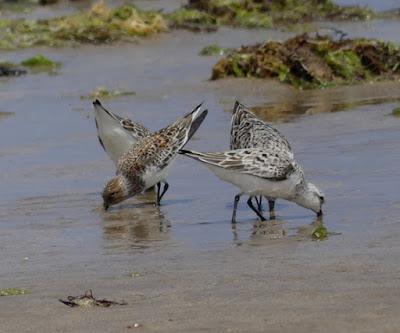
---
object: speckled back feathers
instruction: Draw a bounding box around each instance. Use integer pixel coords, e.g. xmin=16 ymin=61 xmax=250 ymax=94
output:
xmin=230 ymin=101 xmax=292 ymax=156
xmin=181 ymin=148 xmax=297 ymax=181
xmin=117 ymin=105 xmax=208 ymax=183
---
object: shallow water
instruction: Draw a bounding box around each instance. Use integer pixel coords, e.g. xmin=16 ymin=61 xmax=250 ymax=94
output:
xmin=2 ymin=3 xmax=400 ymax=332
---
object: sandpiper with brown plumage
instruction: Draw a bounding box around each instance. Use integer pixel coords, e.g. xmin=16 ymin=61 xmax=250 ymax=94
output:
xmin=99 ymin=103 xmax=207 ymax=210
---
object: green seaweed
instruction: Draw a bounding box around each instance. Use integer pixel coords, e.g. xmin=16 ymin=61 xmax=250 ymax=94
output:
xmin=21 ymin=55 xmax=54 ymax=67
xmin=392 ymin=107 xmax=400 ymax=117
xmin=112 ymin=5 xmax=135 ymax=20
xmin=211 ymin=33 xmax=400 ymax=89
xmin=231 ymin=8 xmax=272 ymax=28
xmin=21 ymin=55 xmax=60 ymax=74
xmin=21 ymin=54 xmax=59 ymax=69
xmin=325 ymin=50 xmax=366 ymax=80
xmin=168 ymin=0 xmax=374 ymax=30
xmin=0 ymin=2 xmax=167 ymax=50
xmin=312 ymin=226 xmax=328 ymax=240
xmin=81 ymin=87 xmax=136 ymax=100
xmin=167 ymin=8 xmax=216 ymax=31
xmin=199 ymin=44 xmax=231 ymax=56
xmin=0 ymin=288 xmax=29 ymax=296
xmin=1 ymin=55 xmax=60 ymax=75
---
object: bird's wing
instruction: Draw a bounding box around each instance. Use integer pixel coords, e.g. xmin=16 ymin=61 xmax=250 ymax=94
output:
xmin=180 ymin=148 xmax=294 ymax=181
xmin=230 ymin=100 xmax=292 ymax=154
xmin=118 ymin=104 xmax=208 ymax=178
xmin=93 ymin=99 xmax=150 ymax=142
xmin=230 ymin=100 xmax=254 ymax=149
xmin=119 ymin=118 xmax=151 ymax=140
xmin=156 ymin=103 xmax=207 ymax=147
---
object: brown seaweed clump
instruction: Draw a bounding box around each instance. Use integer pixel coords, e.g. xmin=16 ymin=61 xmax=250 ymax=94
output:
xmin=168 ymin=0 xmax=373 ymax=30
xmin=211 ymin=33 xmax=400 ymax=89
xmin=0 ymin=2 xmax=167 ymax=49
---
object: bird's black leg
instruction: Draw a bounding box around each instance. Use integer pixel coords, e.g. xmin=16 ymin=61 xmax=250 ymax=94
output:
xmin=268 ymin=199 xmax=276 ymax=219
xmin=231 ymin=194 xmax=241 ymax=224
xmin=255 ymin=196 xmax=263 ymax=211
xmin=156 ymin=182 xmax=169 ymax=205
xmin=156 ymin=183 xmax=161 ymax=206
xmin=247 ymin=197 xmax=267 ymax=221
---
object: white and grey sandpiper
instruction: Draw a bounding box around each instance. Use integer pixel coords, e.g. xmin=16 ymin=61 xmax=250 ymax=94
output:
xmin=230 ymin=100 xmax=293 ymax=217
xmin=93 ymin=99 xmax=150 ymax=166
xmin=180 ymin=148 xmax=324 ymax=223
xmin=102 ymin=104 xmax=208 ymax=210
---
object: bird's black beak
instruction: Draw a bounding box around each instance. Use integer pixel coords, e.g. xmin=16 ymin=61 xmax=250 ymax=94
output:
xmin=317 ymin=210 xmax=323 ymax=217
xmin=103 ymin=202 xmax=109 ymax=211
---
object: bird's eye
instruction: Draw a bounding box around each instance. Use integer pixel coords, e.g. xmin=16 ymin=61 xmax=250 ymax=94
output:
xmin=319 ymin=196 xmax=325 ymax=203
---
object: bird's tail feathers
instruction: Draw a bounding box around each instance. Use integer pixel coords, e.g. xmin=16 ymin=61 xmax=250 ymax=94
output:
xmin=158 ymin=103 xmax=208 ymax=149
xmin=179 ymin=149 xmax=205 ymax=159
xmin=188 ymin=107 xmax=208 ymax=141
xmin=179 ymin=150 xmax=217 ymax=166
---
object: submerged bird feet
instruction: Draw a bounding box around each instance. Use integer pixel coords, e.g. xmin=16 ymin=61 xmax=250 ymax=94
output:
xmin=247 ymin=197 xmax=267 ymax=222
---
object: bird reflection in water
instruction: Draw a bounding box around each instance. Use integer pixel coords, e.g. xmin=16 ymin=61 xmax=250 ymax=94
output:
xmin=231 ymin=215 xmax=326 ymax=246
xmin=100 ymin=191 xmax=171 ymax=252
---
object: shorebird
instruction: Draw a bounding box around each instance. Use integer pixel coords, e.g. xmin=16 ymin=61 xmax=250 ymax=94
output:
xmin=180 ymin=148 xmax=324 ymax=223
xmin=230 ymin=100 xmax=293 ymax=217
xmin=93 ymin=99 xmax=150 ymax=166
xmin=102 ymin=104 xmax=208 ymax=210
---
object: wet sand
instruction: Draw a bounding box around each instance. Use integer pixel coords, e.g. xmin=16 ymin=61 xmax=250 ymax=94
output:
xmin=1 ymin=3 xmax=400 ymax=332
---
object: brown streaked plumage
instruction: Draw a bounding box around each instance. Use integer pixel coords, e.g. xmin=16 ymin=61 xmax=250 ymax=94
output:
xmin=102 ymin=104 xmax=208 ymax=210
